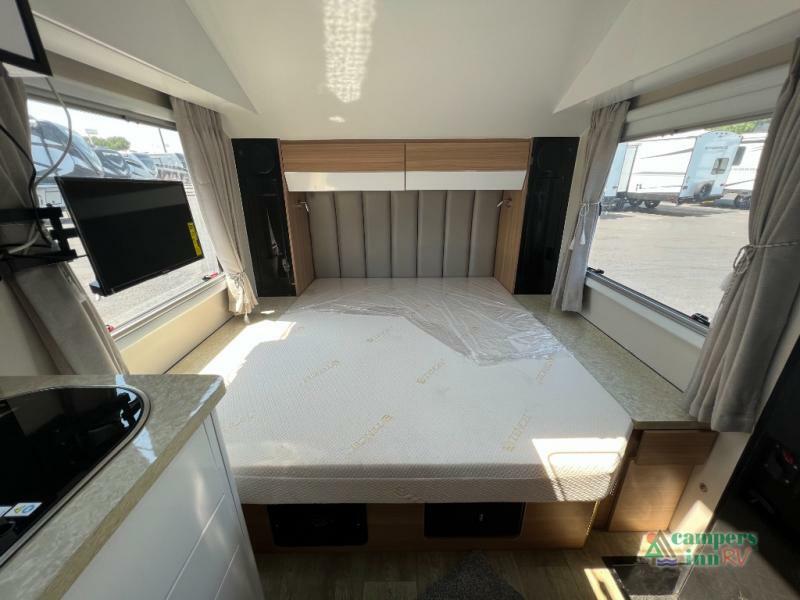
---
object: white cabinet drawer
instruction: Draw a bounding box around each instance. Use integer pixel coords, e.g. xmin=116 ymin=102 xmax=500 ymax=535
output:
xmin=215 ymin=546 xmax=263 ymax=600
xmin=65 ymin=424 xmax=228 ymax=600
xmin=167 ymin=494 xmax=240 ymax=600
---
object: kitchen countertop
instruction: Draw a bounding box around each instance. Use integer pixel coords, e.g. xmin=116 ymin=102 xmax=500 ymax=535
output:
xmin=0 ymin=374 xmax=226 ymax=600
xmin=515 ymin=295 xmax=698 ymax=429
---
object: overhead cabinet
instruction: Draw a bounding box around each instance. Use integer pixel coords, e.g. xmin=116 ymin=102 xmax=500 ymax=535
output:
xmin=281 ymin=139 xmax=531 ymax=192
xmin=405 ymin=140 xmax=530 ymax=190
xmin=281 ymin=141 xmax=405 ymax=191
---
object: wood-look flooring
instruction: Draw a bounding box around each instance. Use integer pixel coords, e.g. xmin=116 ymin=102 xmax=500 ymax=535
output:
xmin=255 ymin=531 xmax=651 ymax=599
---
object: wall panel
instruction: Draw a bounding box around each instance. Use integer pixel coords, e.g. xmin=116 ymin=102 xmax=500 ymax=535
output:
xmin=363 ymin=192 xmax=392 ymax=277
xmin=468 ymin=191 xmax=502 ymax=277
xmin=306 ymin=192 xmax=340 ymax=278
xmin=416 ymin=191 xmax=446 ymax=277
xmin=334 ymin=192 xmax=366 ymax=277
xmin=391 ymin=191 xmax=419 ymax=277
xmin=443 ymin=191 xmax=474 ymax=277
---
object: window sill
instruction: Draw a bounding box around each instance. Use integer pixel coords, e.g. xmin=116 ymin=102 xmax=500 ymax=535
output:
xmin=111 ymin=277 xmax=227 ymax=344
xmin=585 ymin=271 xmax=708 ymax=342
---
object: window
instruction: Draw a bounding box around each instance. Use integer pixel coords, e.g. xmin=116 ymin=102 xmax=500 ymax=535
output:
xmin=590 ymin=118 xmax=770 ymax=323
xmin=711 ymin=157 xmax=729 ymax=174
xmin=27 ymin=98 xmax=219 ymax=329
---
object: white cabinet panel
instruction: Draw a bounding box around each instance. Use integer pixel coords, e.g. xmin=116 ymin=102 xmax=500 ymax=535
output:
xmin=406 ymin=170 xmax=526 ymax=191
xmin=65 ymin=423 xmax=232 ymax=600
xmin=215 ymin=547 xmax=262 ymax=600
xmin=168 ymin=496 xmax=240 ymax=600
xmin=285 ymin=171 xmax=405 ymax=192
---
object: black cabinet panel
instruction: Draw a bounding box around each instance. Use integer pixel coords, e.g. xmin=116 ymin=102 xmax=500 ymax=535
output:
xmin=267 ymin=504 xmax=367 ymax=547
xmin=515 ymin=137 xmax=578 ymax=294
xmin=232 ymin=139 xmax=295 ymax=296
xmin=424 ymin=503 xmax=525 ymax=538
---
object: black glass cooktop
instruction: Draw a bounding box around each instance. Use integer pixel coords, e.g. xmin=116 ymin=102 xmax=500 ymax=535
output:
xmin=0 ymin=386 xmax=148 ymax=566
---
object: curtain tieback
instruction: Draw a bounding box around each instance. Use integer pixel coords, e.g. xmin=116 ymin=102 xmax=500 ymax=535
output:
xmin=721 ymin=239 xmax=800 ymax=292
xmin=225 ymin=271 xmax=251 ymax=321
xmin=570 ymin=199 xmax=602 ymax=250
xmin=733 ymin=239 xmax=800 ymax=274
xmin=226 ymin=270 xmax=248 ymax=290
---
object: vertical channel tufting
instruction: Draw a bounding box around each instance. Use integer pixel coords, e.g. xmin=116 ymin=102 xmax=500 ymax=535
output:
xmin=442 ymin=190 xmax=474 ymax=277
xmin=334 ymin=192 xmax=366 ymax=277
xmin=363 ymin=191 xmax=392 ymax=277
xmin=391 ymin=191 xmax=418 ymax=277
xmin=416 ymin=191 xmax=446 ymax=277
xmin=307 ymin=192 xmax=340 ymax=277
xmin=468 ymin=190 xmax=502 ymax=276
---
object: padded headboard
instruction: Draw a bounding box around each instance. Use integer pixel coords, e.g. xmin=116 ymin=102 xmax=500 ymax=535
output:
xmin=306 ymin=190 xmax=502 ymax=278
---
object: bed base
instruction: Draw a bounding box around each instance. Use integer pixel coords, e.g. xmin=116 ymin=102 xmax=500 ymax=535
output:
xmin=243 ymin=501 xmax=598 ymax=552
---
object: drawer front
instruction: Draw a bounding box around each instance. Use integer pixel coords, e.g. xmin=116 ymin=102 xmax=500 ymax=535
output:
xmin=608 ymin=463 xmax=694 ymax=532
xmin=215 ymin=547 xmax=263 ymax=600
xmin=65 ymin=424 xmax=228 ymax=600
xmin=405 ymin=141 xmax=530 ymax=171
xmin=281 ymin=142 xmax=405 ymax=172
xmin=167 ymin=495 xmax=241 ymax=600
xmin=635 ymin=430 xmax=718 ymax=466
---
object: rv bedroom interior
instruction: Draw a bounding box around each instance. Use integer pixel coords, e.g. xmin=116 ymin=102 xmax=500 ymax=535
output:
xmin=2 ymin=1 xmax=800 ymax=599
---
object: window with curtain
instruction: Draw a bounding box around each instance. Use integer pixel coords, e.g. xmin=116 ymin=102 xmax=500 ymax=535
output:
xmin=588 ymin=116 xmax=771 ymax=323
xmin=26 ymin=98 xmax=219 ymax=330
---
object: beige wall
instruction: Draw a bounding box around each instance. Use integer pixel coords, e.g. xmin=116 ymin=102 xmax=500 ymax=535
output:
xmin=118 ymin=285 xmax=230 ymax=374
xmin=0 ymin=279 xmax=230 ymax=377
xmin=0 ymin=281 xmax=57 ymax=375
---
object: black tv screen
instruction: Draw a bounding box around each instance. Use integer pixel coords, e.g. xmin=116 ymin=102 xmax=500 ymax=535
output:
xmin=56 ymin=177 xmax=204 ymax=296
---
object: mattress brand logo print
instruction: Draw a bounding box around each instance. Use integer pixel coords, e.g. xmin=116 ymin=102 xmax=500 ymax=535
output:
xmin=303 ymin=359 xmax=341 ymax=384
xmin=417 ymin=359 xmax=446 ymax=384
xmin=643 ymin=530 xmax=758 ymax=568
xmin=350 ymin=414 xmax=394 ymax=452
xmin=502 ymin=413 xmax=532 ymax=452
xmin=535 ymin=357 xmax=555 ymax=384
xmin=366 ymin=327 xmax=391 ymax=343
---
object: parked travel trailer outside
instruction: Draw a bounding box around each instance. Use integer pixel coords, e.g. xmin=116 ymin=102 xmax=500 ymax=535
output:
xmin=603 ymin=130 xmax=742 ymax=210
xmin=718 ymin=132 xmax=768 ymax=209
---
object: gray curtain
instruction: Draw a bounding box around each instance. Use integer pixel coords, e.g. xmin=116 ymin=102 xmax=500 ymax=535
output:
xmin=551 ymin=101 xmax=629 ymax=312
xmin=0 ymin=69 xmax=126 ymax=374
xmin=685 ymin=42 xmax=800 ymax=432
xmin=171 ymin=98 xmax=257 ymax=316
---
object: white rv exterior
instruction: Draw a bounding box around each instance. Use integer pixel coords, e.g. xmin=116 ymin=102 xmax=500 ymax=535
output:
xmin=603 ymin=130 xmax=742 ymax=209
xmin=720 ymin=132 xmax=767 ymax=209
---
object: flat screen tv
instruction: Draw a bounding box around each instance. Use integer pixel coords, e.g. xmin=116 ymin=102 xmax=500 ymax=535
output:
xmin=56 ymin=177 xmax=204 ymax=296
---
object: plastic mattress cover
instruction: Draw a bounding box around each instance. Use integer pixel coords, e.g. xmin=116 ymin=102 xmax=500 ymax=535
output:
xmin=291 ymin=277 xmax=564 ymax=365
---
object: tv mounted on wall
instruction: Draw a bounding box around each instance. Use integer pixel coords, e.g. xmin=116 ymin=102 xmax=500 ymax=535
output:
xmin=56 ymin=177 xmax=205 ymax=296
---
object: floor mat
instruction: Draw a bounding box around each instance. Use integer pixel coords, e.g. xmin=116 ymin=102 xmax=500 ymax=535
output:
xmin=418 ymin=552 xmax=524 ymax=600
xmin=602 ymin=556 xmax=691 ymax=600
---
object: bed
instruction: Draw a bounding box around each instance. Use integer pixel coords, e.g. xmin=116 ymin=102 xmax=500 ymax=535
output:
xmin=215 ymin=277 xmax=633 ymax=507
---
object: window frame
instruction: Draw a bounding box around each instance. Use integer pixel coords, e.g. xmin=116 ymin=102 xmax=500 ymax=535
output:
xmin=588 ymin=116 xmax=772 ymax=333
xmin=24 ymin=85 xmax=221 ymax=332
xmin=585 ymin=270 xmax=709 ymax=336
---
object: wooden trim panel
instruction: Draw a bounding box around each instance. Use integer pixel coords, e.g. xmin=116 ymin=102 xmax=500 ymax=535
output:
xmin=608 ymin=463 xmax=694 ymax=532
xmin=635 ymin=430 xmax=718 ymax=466
xmin=493 ymin=139 xmax=532 ymax=292
xmin=406 ymin=140 xmax=530 ymax=172
xmin=281 ymin=142 xmax=405 ymax=172
xmin=244 ymin=501 xmax=596 ymax=552
xmin=278 ymin=142 xmax=315 ymax=294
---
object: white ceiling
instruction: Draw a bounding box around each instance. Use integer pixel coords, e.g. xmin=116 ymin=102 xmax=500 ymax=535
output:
xmin=186 ymin=0 xmax=630 ymax=139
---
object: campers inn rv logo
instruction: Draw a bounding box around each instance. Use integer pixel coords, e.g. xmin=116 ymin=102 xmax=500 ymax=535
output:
xmin=643 ymin=530 xmax=758 ymax=568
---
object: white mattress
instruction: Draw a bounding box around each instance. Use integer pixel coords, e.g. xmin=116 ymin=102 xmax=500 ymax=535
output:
xmin=216 ymin=278 xmax=633 ymax=504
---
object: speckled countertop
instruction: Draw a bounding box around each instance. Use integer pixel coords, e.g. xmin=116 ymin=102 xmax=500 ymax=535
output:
xmin=515 ymin=295 xmax=697 ymax=429
xmin=0 ymin=374 xmax=225 ymax=600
